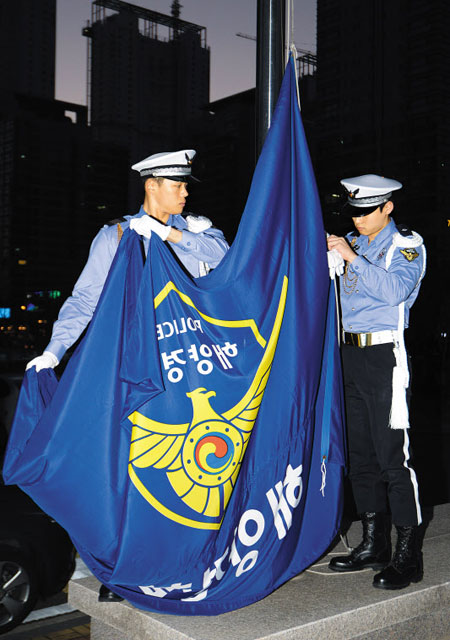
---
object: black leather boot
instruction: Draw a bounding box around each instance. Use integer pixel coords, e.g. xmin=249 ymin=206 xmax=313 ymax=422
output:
xmin=98 ymin=584 xmax=124 ymax=602
xmin=329 ymin=512 xmax=391 ymax=572
xmin=373 ymin=525 xmax=423 ymax=589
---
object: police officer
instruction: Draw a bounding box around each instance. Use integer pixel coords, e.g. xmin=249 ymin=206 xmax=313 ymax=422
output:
xmin=27 ymin=149 xmax=229 ymax=371
xmin=327 ymin=174 xmax=426 ymax=590
xmin=25 ymin=150 xmax=229 ymax=601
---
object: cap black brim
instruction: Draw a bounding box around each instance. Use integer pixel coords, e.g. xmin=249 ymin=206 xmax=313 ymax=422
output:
xmin=163 ymin=175 xmax=200 ymax=183
xmin=341 ymin=202 xmax=381 ymax=217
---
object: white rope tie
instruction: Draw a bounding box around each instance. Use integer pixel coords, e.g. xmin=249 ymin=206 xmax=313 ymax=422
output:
xmin=334 ymin=277 xmax=341 ymax=347
xmin=290 ymin=44 xmax=301 ymax=110
xmin=387 ymin=236 xmax=426 ymax=429
xmin=320 ymin=457 xmax=327 ymax=497
xmin=390 ymin=301 xmax=410 ymax=429
xmin=305 ymin=534 xmax=372 ymax=576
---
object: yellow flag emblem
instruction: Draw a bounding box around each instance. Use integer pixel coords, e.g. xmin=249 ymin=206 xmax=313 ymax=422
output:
xmin=128 ymin=276 xmax=288 ymax=529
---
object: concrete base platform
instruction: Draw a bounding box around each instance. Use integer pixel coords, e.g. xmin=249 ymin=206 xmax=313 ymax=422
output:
xmin=69 ymin=503 xmax=450 ymax=640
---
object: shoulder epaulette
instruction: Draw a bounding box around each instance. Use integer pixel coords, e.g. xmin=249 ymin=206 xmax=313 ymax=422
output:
xmin=385 ymin=229 xmax=424 ymax=269
xmin=106 ymin=216 xmax=127 ymax=227
xmin=391 ymin=230 xmax=423 ymax=249
xmin=105 ymin=216 xmax=128 ymax=243
xmin=396 ymin=224 xmax=412 ymax=237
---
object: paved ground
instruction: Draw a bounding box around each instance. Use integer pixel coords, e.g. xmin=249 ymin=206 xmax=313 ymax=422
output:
xmin=6 ymin=613 xmax=90 ymax=640
xmin=68 ymin=503 xmax=450 ymax=640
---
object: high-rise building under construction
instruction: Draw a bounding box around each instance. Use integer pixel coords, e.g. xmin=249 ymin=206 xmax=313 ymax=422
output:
xmin=83 ymin=1 xmax=210 ymax=179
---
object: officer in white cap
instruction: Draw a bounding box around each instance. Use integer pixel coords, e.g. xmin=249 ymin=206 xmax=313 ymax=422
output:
xmin=327 ymin=174 xmax=426 ymax=590
xmin=25 ymin=151 xmax=229 ymax=600
xmin=27 ymin=149 xmax=228 ymax=375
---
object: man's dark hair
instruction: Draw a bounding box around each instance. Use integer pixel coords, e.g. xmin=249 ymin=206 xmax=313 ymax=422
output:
xmin=142 ymin=176 xmax=165 ymax=187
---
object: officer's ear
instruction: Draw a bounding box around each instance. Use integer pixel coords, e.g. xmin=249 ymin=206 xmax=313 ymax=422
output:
xmin=144 ymin=178 xmax=157 ymax=193
xmin=382 ymin=200 xmax=394 ymax=216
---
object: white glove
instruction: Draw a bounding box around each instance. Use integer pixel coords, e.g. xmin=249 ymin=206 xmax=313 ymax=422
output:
xmin=186 ymin=215 xmax=212 ymax=233
xmin=26 ymin=350 xmax=59 ymax=372
xmin=327 ymin=249 xmax=345 ymax=280
xmin=129 ymin=216 xmax=171 ymax=241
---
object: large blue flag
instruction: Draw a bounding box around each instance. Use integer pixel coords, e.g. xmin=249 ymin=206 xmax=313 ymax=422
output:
xmin=4 ymin=58 xmax=345 ymax=615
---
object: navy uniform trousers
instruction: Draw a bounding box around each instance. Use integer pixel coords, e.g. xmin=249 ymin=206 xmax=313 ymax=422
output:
xmin=342 ymin=342 xmax=422 ymax=527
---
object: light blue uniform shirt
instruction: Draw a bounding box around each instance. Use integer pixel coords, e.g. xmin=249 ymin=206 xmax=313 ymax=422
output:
xmin=340 ymin=219 xmax=425 ymax=333
xmin=46 ymin=207 xmax=229 ymax=360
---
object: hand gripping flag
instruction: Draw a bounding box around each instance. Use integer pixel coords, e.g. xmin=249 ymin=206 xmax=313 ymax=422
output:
xmin=4 ymin=58 xmax=346 ymax=615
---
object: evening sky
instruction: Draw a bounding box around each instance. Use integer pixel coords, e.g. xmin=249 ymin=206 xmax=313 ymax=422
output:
xmin=55 ymin=0 xmax=316 ymax=106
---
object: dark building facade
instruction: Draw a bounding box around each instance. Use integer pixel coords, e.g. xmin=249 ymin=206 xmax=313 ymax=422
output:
xmin=0 ymin=94 xmax=128 ymax=352
xmin=84 ymin=0 xmax=210 ymax=209
xmin=0 ymin=0 xmax=56 ymax=100
xmin=0 ymin=95 xmax=89 ymax=305
xmin=0 ymin=0 xmax=211 ymax=362
xmin=0 ymin=2 xmax=128 ymax=360
xmin=316 ymin=1 xmax=450 ymax=242
xmin=183 ymin=89 xmax=256 ymax=243
xmin=315 ymin=0 xmax=450 ymax=338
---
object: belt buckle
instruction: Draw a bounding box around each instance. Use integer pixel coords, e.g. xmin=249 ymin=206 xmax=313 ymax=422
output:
xmin=357 ymin=333 xmax=371 ymax=347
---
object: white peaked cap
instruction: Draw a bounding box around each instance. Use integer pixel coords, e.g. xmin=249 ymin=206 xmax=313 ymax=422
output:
xmin=131 ymin=149 xmax=197 ymax=181
xmin=341 ymin=174 xmax=402 ymax=208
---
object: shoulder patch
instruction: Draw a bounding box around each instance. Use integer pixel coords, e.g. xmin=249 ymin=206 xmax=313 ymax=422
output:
xmin=400 ymin=248 xmax=419 ymax=262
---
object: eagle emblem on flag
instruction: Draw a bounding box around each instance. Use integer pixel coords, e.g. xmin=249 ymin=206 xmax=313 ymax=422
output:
xmin=128 ymin=277 xmax=288 ymax=529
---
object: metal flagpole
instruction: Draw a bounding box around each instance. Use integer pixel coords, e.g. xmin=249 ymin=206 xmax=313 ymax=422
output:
xmin=256 ymin=0 xmax=286 ymax=157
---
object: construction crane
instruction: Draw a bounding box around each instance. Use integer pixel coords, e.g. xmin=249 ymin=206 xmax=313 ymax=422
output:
xmin=171 ymin=1 xmax=182 ymax=18
xmin=236 ymin=32 xmax=315 ymax=58
xmin=236 ymin=32 xmax=257 ymax=41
